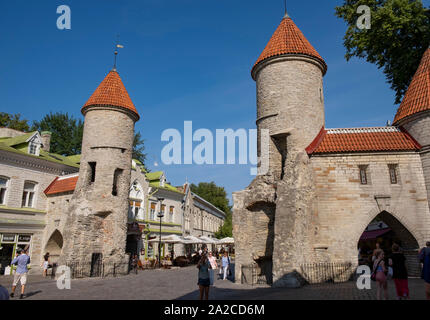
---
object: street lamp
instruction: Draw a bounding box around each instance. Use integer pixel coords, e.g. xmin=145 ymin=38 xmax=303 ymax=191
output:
xmin=157 ymin=197 xmax=165 ymax=268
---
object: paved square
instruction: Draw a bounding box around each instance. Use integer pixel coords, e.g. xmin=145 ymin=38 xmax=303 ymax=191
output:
xmin=0 ymin=265 xmax=427 ymax=300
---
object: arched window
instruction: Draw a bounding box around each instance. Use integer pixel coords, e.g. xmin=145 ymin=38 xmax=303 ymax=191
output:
xmin=0 ymin=176 xmax=9 ymax=205
xmin=22 ymin=181 xmax=37 ymax=208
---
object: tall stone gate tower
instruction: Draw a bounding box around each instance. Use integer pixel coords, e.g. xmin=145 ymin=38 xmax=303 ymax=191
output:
xmin=233 ymin=12 xmax=327 ymax=287
xmin=234 ymin=11 xmax=430 ymax=288
xmin=60 ymin=69 xmax=140 ymax=273
xmin=393 ymin=48 xmax=430 ymax=209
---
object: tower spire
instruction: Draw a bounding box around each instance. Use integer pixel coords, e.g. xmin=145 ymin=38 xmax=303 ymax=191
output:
xmin=283 ymin=0 xmax=289 ymax=18
xmin=113 ymin=35 xmax=124 ymax=71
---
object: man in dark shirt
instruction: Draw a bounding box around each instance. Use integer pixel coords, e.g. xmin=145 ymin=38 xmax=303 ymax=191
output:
xmin=419 ymin=241 xmax=430 ymax=300
xmin=389 ymin=243 xmax=409 ymax=299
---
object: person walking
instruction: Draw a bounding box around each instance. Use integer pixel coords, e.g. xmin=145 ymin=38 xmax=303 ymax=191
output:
xmin=10 ymin=249 xmax=31 ymax=299
xmin=372 ymin=243 xmax=381 ymax=263
xmin=131 ymin=255 xmax=138 ymax=274
xmin=373 ymin=249 xmax=388 ymax=300
xmin=389 ymin=244 xmax=409 ymax=300
xmin=197 ymin=253 xmax=211 ymax=300
xmin=41 ymin=252 xmax=50 ymax=277
xmin=419 ymin=241 xmax=430 ymax=300
xmin=208 ymin=252 xmax=218 ymax=286
xmin=221 ymin=252 xmax=230 ymax=281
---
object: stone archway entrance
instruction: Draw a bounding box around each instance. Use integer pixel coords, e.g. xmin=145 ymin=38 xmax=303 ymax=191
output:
xmin=358 ymin=211 xmax=420 ymax=276
xmin=45 ymin=230 xmax=63 ymax=263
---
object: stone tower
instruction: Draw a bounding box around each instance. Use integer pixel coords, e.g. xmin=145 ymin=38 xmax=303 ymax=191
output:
xmin=233 ymin=12 xmax=327 ymax=287
xmin=60 ymin=69 xmax=140 ymax=274
xmin=252 ymin=12 xmax=327 ymax=179
xmin=393 ymin=47 xmax=430 ymax=209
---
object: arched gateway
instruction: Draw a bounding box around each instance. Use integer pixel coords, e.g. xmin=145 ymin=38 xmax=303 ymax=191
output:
xmin=44 ymin=230 xmax=63 ymax=263
xmin=357 ymin=211 xmax=420 ymax=276
xmin=233 ymin=11 xmax=430 ymax=287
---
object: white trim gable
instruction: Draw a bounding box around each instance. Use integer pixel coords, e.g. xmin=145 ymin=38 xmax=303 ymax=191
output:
xmin=27 ymin=132 xmax=43 ymax=156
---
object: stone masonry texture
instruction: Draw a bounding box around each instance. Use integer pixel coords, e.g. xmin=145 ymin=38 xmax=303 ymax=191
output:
xmin=233 ymin=50 xmax=430 ymax=287
xmin=60 ymin=107 xmax=136 ymax=273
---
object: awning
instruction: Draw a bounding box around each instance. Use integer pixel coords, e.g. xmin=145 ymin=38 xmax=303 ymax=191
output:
xmin=360 ymin=228 xmax=391 ymax=241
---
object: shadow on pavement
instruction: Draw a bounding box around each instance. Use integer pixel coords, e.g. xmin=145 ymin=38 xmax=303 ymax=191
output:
xmin=24 ymin=290 xmax=42 ymax=298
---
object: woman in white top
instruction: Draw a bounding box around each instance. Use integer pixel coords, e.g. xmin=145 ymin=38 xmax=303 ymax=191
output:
xmin=41 ymin=253 xmax=50 ymax=277
xmin=208 ymin=252 xmax=218 ymax=285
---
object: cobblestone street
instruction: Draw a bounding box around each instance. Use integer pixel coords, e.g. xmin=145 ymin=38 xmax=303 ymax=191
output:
xmin=0 ymin=265 xmax=428 ymax=300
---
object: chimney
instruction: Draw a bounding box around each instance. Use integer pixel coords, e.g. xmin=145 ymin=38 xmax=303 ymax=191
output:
xmin=41 ymin=131 xmax=52 ymax=152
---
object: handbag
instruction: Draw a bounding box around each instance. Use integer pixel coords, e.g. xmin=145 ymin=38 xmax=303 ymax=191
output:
xmin=371 ymin=260 xmax=382 ymax=281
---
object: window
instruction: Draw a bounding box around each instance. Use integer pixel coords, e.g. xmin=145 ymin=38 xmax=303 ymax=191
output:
xmin=148 ymin=243 xmax=154 ymax=257
xmin=112 ymin=169 xmax=123 ymax=196
xmin=150 ymin=203 xmax=156 ymax=220
xmin=388 ymin=164 xmax=398 ymax=184
xmin=359 ymin=165 xmax=368 ymax=185
xmin=169 ymin=206 xmax=174 ymax=223
xmin=0 ymin=177 xmax=8 ymax=205
xmin=22 ymin=182 xmax=36 ymax=208
xmin=29 ymin=142 xmax=38 ymax=155
xmin=160 ymin=204 xmax=166 ymax=221
xmin=88 ymin=162 xmax=96 ymax=184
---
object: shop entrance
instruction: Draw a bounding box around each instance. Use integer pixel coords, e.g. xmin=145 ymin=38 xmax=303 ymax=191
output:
xmin=0 ymin=233 xmax=32 ymax=275
xmin=0 ymin=244 xmax=14 ymax=275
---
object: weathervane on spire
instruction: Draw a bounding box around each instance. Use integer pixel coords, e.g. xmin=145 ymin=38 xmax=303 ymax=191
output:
xmin=283 ymin=0 xmax=289 ymax=18
xmin=113 ymin=35 xmax=124 ymax=71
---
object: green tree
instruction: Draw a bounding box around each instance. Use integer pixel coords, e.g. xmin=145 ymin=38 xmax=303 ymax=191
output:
xmin=31 ymin=112 xmax=83 ymax=156
xmin=335 ymin=0 xmax=430 ymax=104
xmin=133 ymin=131 xmax=147 ymax=170
xmin=190 ymin=182 xmax=232 ymax=238
xmin=214 ymin=212 xmax=233 ymax=239
xmin=0 ymin=112 xmax=30 ymax=132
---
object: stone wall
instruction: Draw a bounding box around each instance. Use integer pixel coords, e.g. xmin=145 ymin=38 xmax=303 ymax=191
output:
xmin=310 ymin=152 xmax=430 ymax=266
xmin=0 ymin=162 xmax=61 ymax=211
xmin=0 ymin=160 xmax=66 ymax=274
xmin=60 ymin=108 xmax=135 ymax=271
xmin=255 ymin=57 xmax=325 ymax=178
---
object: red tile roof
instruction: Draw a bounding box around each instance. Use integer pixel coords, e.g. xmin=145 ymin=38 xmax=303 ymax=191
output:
xmin=394 ymin=48 xmax=430 ymax=124
xmin=307 ymin=127 xmax=421 ymax=155
xmin=44 ymin=175 xmax=78 ymax=196
xmin=252 ymin=16 xmax=327 ymax=78
xmin=82 ymin=70 xmax=140 ymax=121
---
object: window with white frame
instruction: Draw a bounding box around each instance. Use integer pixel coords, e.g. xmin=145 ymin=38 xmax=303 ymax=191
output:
xmin=160 ymin=204 xmax=166 ymax=221
xmin=0 ymin=177 xmax=8 ymax=205
xmin=129 ymin=200 xmax=143 ymax=219
xmin=22 ymin=182 xmax=37 ymax=208
xmin=150 ymin=202 xmax=156 ymax=220
xmin=29 ymin=142 xmax=37 ymax=155
xmin=169 ymin=206 xmax=174 ymax=223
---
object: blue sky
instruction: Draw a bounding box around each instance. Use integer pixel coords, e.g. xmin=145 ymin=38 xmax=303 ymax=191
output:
xmin=1 ymin=0 xmax=429 ymax=202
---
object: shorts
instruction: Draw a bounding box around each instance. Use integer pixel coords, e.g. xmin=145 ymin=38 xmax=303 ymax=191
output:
xmin=198 ymin=278 xmax=210 ymax=287
xmin=43 ymin=261 xmax=49 ymax=270
xmin=13 ymin=273 xmax=27 ymax=286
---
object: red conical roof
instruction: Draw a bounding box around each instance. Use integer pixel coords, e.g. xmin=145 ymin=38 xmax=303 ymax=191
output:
xmin=252 ymin=16 xmax=327 ymax=78
xmin=394 ymin=48 xmax=430 ymax=124
xmin=82 ymin=70 xmax=140 ymax=121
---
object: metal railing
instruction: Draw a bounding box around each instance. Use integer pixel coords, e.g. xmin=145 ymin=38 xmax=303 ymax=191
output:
xmin=66 ymin=262 xmax=131 ymax=279
xmin=241 ymin=264 xmax=272 ymax=286
xmin=299 ymin=262 xmax=354 ymax=284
